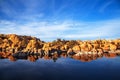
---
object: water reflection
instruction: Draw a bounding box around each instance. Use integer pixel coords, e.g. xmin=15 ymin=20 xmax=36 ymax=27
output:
xmin=0 ymin=53 xmax=120 ymax=80
xmin=0 ymin=51 xmax=120 ymax=62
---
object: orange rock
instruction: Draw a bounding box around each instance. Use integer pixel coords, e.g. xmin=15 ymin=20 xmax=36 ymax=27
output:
xmin=0 ymin=34 xmax=120 ymax=58
xmin=87 ymin=43 xmax=93 ymax=51
xmin=110 ymin=44 xmax=117 ymax=51
xmin=72 ymin=45 xmax=81 ymax=52
xmin=102 ymin=44 xmax=110 ymax=51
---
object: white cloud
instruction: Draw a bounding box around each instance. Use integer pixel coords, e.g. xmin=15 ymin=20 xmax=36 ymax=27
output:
xmin=0 ymin=19 xmax=120 ymax=41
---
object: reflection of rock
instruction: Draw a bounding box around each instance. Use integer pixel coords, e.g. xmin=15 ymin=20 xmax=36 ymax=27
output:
xmin=60 ymin=53 xmax=67 ymax=58
xmin=52 ymin=54 xmax=58 ymax=62
xmin=104 ymin=53 xmax=117 ymax=58
xmin=8 ymin=55 xmax=16 ymax=61
xmin=28 ymin=55 xmax=37 ymax=62
xmin=72 ymin=56 xmax=80 ymax=60
xmin=43 ymin=55 xmax=51 ymax=60
xmin=12 ymin=52 xmax=27 ymax=59
xmin=72 ymin=52 xmax=104 ymax=62
xmin=0 ymin=52 xmax=3 ymax=58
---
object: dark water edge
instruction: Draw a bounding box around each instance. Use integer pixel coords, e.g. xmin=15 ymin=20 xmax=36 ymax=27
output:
xmin=0 ymin=57 xmax=120 ymax=80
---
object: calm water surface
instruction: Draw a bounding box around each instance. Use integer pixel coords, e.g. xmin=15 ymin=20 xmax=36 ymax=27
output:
xmin=0 ymin=56 xmax=120 ymax=80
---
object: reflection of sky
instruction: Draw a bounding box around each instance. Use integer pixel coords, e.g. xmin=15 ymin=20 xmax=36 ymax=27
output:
xmin=0 ymin=57 xmax=120 ymax=80
xmin=0 ymin=0 xmax=120 ymax=41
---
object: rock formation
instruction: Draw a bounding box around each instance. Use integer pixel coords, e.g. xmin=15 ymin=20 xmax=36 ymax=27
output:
xmin=0 ymin=34 xmax=120 ymax=62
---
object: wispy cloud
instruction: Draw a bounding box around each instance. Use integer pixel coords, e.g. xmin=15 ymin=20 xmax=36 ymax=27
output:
xmin=99 ymin=0 xmax=113 ymax=13
xmin=0 ymin=0 xmax=17 ymax=17
xmin=0 ymin=0 xmax=45 ymax=21
xmin=0 ymin=19 xmax=120 ymax=41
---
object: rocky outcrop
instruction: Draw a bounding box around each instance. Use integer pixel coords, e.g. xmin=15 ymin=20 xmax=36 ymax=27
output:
xmin=0 ymin=34 xmax=120 ymax=62
xmin=0 ymin=34 xmax=44 ymax=53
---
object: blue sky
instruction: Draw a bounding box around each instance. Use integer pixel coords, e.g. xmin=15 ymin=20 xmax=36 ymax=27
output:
xmin=0 ymin=0 xmax=120 ymax=41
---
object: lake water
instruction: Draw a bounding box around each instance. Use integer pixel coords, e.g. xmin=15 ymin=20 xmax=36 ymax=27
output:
xmin=0 ymin=56 xmax=120 ymax=80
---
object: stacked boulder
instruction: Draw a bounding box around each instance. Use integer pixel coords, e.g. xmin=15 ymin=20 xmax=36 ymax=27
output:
xmin=0 ymin=34 xmax=120 ymax=60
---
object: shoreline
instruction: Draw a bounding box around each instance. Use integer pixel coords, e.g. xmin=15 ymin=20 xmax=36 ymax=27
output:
xmin=0 ymin=34 xmax=120 ymax=62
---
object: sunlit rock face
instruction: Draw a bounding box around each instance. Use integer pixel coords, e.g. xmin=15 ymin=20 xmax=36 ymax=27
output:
xmin=0 ymin=34 xmax=44 ymax=53
xmin=26 ymin=40 xmax=40 ymax=50
xmin=72 ymin=45 xmax=81 ymax=53
xmin=109 ymin=43 xmax=117 ymax=51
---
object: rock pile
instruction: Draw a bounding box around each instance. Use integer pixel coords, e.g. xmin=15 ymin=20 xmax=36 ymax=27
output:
xmin=0 ymin=34 xmax=120 ymax=61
